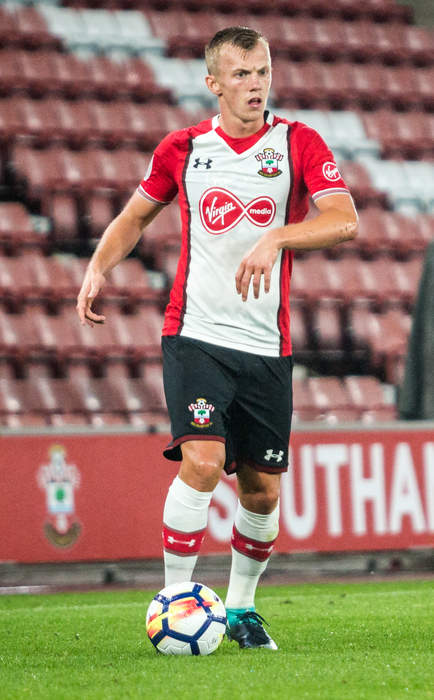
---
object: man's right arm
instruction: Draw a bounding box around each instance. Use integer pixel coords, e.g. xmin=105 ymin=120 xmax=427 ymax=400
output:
xmin=76 ymin=191 xmax=162 ymax=326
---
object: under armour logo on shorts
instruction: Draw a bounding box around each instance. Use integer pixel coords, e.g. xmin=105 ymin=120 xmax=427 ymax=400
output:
xmin=264 ymin=449 xmax=284 ymax=462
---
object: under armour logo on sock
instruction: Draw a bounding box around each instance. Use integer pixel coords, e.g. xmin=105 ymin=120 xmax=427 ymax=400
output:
xmin=163 ymin=525 xmax=205 ymax=554
xmin=166 ymin=534 xmax=197 ymax=548
xmin=193 ymin=158 xmax=213 ymax=169
xmin=231 ymin=526 xmax=276 ymax=562
xmin=264 ymin=449 xmax=284 ymax=462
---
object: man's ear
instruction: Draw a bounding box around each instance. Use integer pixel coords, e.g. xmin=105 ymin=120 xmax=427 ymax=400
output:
xmin=205 ymin=74 xmax=222 ymax=97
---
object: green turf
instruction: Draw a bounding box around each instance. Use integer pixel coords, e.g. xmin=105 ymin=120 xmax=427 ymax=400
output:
xmin=0 ymin=580 xmax=432 ymax=700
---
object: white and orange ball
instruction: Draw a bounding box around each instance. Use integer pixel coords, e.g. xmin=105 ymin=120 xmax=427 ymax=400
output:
xmin=146 ymin=581 xmax=227 ymax=656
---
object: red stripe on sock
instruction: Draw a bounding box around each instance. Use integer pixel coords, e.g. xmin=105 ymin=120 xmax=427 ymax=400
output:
xmin=231 ymin=526 xmax=276 ymax=562
xmin=162 ymin=525 xmax=206 ymax=555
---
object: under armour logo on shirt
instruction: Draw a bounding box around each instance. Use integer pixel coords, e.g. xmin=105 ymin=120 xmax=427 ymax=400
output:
xmin=264 ymin=449 xmax=284 ymax=462
xmin=193 ymin=158 xmax=213 ymax=169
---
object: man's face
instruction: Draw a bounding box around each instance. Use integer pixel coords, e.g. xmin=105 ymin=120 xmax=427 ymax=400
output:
xmin=209 ymin=40 xmax=272 ymax=125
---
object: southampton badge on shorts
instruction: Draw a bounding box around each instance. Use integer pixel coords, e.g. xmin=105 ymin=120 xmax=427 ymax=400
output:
xmin=189 ymin=398 xmax=215 ymax=428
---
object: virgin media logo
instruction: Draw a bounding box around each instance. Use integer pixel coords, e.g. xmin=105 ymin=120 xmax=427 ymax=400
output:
xmin=199 ymin=187 xmax=276 ymax=235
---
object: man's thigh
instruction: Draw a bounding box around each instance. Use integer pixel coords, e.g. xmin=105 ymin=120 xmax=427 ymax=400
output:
xmin=230 ymin=353 xmax=293 ymax=474
xmin=162 ymin=336 xmax=238 ymax=461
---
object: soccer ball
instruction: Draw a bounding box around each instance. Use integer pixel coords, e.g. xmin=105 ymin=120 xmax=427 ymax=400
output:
xmin=146 ymin=581 xmax=227 ymax=656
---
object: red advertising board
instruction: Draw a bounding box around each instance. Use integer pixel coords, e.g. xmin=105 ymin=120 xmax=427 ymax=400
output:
xmin=0 ymin=427 xmax=433 ymax=563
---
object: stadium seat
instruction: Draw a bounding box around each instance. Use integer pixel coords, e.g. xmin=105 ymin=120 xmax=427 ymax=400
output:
xmin=288 ymin=302 xmax=309 ymax=354
xmin=344 ymin=375 xmax=391 ymax=413
xmin=311 ymin=299 xmax=344 ymax=352
xmin=0 ymin=202 xmax=41 ymax=252
xmin=307 ymin=377 xmax=350 ymax=410
xmin=83 ymin=192 xmax=114 ymax=241
xmin=2 ymin=412 xmax=48 ymax=427
xmin=292 ymin=377 xmax=317 ymax=423
xmin=49 ymin=412 xmax=89 ymax=427
xmin=47 ymin=192 xmax=79 ymax=245
xmin=348 ymin=306 xmax=411 ymax=381
xmin=13 ymin=6 xmax=61 ymax=51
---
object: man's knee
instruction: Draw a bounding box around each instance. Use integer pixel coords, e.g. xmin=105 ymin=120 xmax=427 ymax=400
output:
xmin=179 ymin=440 xmax=225 ymax=492
xmin=237 ymin=466 xmax=281 ymax=514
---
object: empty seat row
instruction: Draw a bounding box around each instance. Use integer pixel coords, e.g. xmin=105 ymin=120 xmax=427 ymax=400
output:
xmin=359 ymin=159 xmax=434 ymax=214
xmin=0 ymin=357 xmax=396 ymax=427
xmin=290 ymin=303 xmax=411 ymax=383
xmin=61 ymin=0 xmax=413 ymax=24
xmin=0 ymin=6 xmax=61 ymax=51
xmin=144 ymin=10 xmax=429 ymax=65
xmin=10 ymin=145 xmax=151 ymax=207
xmin=7 ymin=146 xmax=387 ymax=217
xmin=0 ymin=97 xmax=191 ymax=150
xmin=0 ymin=299 xmax=411 ymax=384
xmin=0 ymin=361 xmax=166 ymax=412
xmin=2 ymin=411 xmax=169 ymax=429
xmin=1 ymin=48 xmax=432 ymax=113
xmin=290 ymin=255 xmax=423 ymax=309
xmin=362 ymin=110 xmax=434 ymax=160
xmin=0 ymin=6 xmax=164 ymax=55
xmin=0 ymin=304 xmax=163 ymax=370
xmin=272 ymin=60 xmax=434 ymax=112
xmin=0 ymin=251 xmax=163 ymax=311
xmin=293 ymin=375 xmax=396 ymax=424
xmin=0 ymin=49 xmax=172 ymax=102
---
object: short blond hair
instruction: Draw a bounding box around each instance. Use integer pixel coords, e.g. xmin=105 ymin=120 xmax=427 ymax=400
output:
xmin=205 ymin=26 xmax=268 ymax=76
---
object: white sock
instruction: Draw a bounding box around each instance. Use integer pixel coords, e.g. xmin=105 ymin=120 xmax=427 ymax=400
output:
xmin=162 ymin=475 xmax=213 ymax=586
xmin=225 ymin=501 xmax=279 ymax=610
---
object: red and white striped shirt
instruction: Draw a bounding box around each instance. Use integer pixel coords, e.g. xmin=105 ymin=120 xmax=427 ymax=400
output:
xmin=138 ymin=111 xmax=349 ymax=356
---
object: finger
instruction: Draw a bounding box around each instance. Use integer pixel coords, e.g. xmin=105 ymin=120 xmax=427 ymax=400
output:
xmin=263 ymin=265 xmax=272 ymax=294
xmin=252 ymin=268 xmax=263 ymax=299
xmin=241 ymin=268 xmax=253 ymax=302
xmin=76 ymin=298 xmax=89 ymax=326
xmin=85 ymin=309 xmax=106 ymax=325
xmin=235 ymin=262 xmax=245 ymax=294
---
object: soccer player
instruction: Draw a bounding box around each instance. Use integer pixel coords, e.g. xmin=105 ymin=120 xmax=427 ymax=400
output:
xmin=77 ymin=27 xmax=358 ymax=650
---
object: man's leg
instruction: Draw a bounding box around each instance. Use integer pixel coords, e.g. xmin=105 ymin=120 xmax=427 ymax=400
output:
xmin=225 ymin=464 xmax=281 ymax=649
xmin=163 ymin=440 xmax=225 ymax=586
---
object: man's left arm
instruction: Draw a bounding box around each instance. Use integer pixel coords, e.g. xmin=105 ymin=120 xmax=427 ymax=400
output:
xmin=235 ymin=192 xmax=358 ymax=301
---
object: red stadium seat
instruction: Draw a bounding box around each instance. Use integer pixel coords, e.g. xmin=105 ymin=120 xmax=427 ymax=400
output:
xmin=292 ymin=377 xmax=317 ymax=422
xmin=289 ymin=302 xmax=309 ymax=354
xmin=344 ymin=375 xmax=388 ymax=412
xmin=2 ymin=413 xmax=47 ymax=427
xmin=47 ymin=193 xmax=79 ymax=245
xmin=306 ymin=377 xmax=359 ymax=421
xmin=402 ymin=25 xmax=434 ymax=66
xmin=339 ymin=161 xmax=386 ymax=208
xmin=361 ymin=406 xmax=397 ymax=424
xmin=13 ymin=6 xmax=60 ymax=50
xmin=0 ymin=202 xmax=40 ymax=252
xmin=311 ymin=299 xmax=344 ymax=352
xmin=49 ymin=413 xmax=89 ymax=427
xmin=348 ymin=306 xmax=410 ymax=380
xmin=84 ymin=192 xmax=114 ymax=241
xmin=121 ymin=56 xmax=172 ymax=102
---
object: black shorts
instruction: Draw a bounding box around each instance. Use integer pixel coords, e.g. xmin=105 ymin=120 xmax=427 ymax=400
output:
xmin=162 ymin=335 xmax=293 ymax=475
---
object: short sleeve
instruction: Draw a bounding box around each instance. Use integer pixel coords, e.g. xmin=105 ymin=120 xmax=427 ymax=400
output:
xmin=299 ymin=127 xmax=349 ymax=203
xmin=137 ymin=133 xmax=179 ymax=205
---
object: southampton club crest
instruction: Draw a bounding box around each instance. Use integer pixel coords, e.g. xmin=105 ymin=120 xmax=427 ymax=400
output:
xmin=37 ymin=445 xmax=81 ymax=548
xmin=189 ymin=398 xmax=215 ymax=428
xmin=256 ymin=147 xmax=283 ymax=178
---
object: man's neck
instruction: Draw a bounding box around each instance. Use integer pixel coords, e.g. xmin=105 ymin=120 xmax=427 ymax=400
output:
xmin=218 ymin=113 xmax=266 ymax=139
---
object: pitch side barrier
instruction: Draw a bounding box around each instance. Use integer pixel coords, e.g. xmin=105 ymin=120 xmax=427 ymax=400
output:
xmin=1 ymin=422 xmax=433 ymax=563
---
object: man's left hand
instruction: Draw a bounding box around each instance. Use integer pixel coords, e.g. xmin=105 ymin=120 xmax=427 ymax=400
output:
xmin=235 ymin=231 xmax=280 ymax=301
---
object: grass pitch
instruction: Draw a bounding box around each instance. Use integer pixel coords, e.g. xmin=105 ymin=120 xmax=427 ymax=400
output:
xmin=0 ymin=580 xmax=432 ymax=700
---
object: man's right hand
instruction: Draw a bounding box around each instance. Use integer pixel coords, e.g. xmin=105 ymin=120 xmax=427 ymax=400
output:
xmin=76 ymin=268 xmax=107 ymax=327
